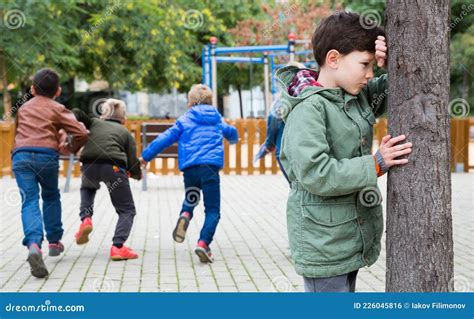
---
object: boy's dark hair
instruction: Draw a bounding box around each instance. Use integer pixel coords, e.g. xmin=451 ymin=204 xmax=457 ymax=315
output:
xmin=32 ymin=68 xmax=60 ymax=98
xmin=312 ymin=11 xmax=385 ymax=66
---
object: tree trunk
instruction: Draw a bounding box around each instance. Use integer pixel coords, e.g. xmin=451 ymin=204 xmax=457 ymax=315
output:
xmin=385 ymin=0 xmax=453 ymax=291
xmin=0 ymin=51 xmax=12 ymax=121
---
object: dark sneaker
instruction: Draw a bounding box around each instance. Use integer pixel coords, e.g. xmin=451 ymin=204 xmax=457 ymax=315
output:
xmin=27 ymin=244 xmax=48 ymax=278
xmin=194 ymin=240 xmax=214 ymax=263
xmin=48 ymin=241 xmax=64 ymax=257
xmin=172 ymin=212 xmax=190 ymax=243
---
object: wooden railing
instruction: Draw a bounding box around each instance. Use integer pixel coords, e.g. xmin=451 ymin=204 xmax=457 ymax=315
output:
xmin=1 ymin=118 xmax=473 ymax=177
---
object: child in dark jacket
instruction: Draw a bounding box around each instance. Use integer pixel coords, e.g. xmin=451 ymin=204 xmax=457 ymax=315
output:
xmin=141 ymin=84 xmax=238 ymax=263
xmin=72 ymin=99 xmax=142 ymax=261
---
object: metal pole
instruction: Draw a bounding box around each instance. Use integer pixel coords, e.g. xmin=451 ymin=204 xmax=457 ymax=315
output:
xmin=210 ymin=37 xmax=218 ymax=107
xmin=142 ymin=124 xmax=147 ymax=191
xmin=263 ymin=53 xmax=271 ymax=117
xmin=288 ymin=33 xmax=296 ymax=62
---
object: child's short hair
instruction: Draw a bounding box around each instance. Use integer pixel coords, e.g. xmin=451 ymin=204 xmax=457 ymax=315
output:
xmin=100 ymin=98 xmax=126 ymax=122
xmin=312 ymin=11 xmax=385 ymax=66
xmin=33 ymin=68 xmax=60 ymax=98
xmin=188 ymin=84 xmax=213 ymax=106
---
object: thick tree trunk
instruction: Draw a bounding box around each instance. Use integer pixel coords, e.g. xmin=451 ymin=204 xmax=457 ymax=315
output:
xmin=385 ymin=0 xmax=453 ymax=291
xmin=0 ymin=52 xmax=12 ymax=121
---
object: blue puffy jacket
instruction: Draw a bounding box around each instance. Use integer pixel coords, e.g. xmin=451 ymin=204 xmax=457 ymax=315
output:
xmin=142 ymin=104 xmax=238 ymax=170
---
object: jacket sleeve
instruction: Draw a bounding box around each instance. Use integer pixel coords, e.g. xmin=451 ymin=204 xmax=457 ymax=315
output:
xmin=71 ymin=108 xmax=93 ymax=129
xmin=125 ymin=133 xmax=142 ymax=180
xmin=57 ymin=107 xmax=88 ymax=153
xmin=222 ymin=122 xmax=238 ymax=144
xmin=141 ymin=122 xmax=183 ymax=162
xmin=283 ymin=102 xmax=378 ymax=196
xmin=363 ymin=73 xmax=388 ymax=118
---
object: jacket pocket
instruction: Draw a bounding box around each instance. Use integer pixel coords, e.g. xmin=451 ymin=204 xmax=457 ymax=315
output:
xmin=300 ymin=203 xmax=362 ymax=264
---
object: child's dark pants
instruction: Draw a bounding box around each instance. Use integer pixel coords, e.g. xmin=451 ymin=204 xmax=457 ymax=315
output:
xmin=80 ymin=163 xmax=136 ymax=246
xmin=303 ymin=270 xmax=359 ymax=292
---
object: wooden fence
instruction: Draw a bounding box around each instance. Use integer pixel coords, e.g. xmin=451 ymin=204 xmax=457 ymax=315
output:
xmin=1 ymin=118 xmax=473 ymax=177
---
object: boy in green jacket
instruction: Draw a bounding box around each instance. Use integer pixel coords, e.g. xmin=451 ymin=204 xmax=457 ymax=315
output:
xmin=277 ymin=11 xmax=413 ymax=292
xmin=71 ymin=99 xmax=142 ymax=261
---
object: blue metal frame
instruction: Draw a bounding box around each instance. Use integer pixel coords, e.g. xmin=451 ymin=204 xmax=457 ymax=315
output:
xmin=202 ymin=40 xmax=313 ymax=96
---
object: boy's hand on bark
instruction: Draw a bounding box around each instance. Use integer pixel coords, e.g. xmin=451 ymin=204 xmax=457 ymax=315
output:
xmin=378 ymin=134 xmax=412 ymax=168
xmin=375 ymin=36 xmax=387 ymax=68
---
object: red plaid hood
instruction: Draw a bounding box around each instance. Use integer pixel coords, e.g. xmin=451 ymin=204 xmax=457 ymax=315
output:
xmin=288 ymin=69 xmax=323 ymax=97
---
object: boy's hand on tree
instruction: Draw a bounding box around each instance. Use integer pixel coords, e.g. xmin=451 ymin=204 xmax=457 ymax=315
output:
xmin=375 ymin=36 xmax=387 ymax=68
xmin=378 ymin=134 xmax=412 ymax=168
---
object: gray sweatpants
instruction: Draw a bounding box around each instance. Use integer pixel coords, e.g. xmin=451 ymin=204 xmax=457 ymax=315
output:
xmin=80 ymin=163 xmax=136 ymax=246
xmin=303 ymin=270 xmax=359 ymax=292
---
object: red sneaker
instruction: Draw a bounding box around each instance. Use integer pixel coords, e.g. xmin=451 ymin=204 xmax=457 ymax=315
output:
xmin=110 ymin=245 xmax=139 ymax=260
xmin=195 ymin=240 xmax=213 ymax=263
xmin=75 ymin=217 xmax=93 ymax=245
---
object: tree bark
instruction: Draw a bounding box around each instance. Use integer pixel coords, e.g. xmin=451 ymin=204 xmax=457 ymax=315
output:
xmin=385 ymin=0 xmax=453 ymax=291
xmin=0 ymin=51 xmax=12 ymax=121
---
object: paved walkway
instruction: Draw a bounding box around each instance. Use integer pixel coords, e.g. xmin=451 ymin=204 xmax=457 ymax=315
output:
xmin=0 ymin=173 xmax=472 ymax=292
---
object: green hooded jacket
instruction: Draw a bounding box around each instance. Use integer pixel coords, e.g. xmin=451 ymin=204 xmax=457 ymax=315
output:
xmin=276 ymin=66 xmax=388 ymax=278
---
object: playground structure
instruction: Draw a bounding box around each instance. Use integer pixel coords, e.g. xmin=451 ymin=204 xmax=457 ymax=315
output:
xmin=201 ymin=34 xmax=317 ymax=117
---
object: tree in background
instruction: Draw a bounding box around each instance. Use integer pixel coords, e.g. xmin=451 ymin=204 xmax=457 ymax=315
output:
xmin=0 ymin=0 xmax=84 ymax=119
xmin=0 ymin=0 xmax=261 ymax=118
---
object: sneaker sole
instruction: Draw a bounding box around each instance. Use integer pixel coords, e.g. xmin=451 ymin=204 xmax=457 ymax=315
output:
xmin=195 ymin=247 xmax=213 ymax=263
xmin=48 ymin=248 xmax=63 ymax=257
xmin=110 ymin=255 xmax=138 ymax=261
xmin=172 ymin=216 xmax=189 ymax=243
xmin=76 ymin=225 xmax=92 ymax=245
xmin=27 ymin=252 xmax=49 ymax=278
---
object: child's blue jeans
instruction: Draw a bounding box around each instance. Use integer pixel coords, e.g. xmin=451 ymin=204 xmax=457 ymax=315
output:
xmin=12 ymin=151 xmax=63 ymax=248
xmin=180 ymin=164 xmax=220 ymax=245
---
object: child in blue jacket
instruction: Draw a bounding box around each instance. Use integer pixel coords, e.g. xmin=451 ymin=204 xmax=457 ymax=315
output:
xmin=141 ymin=84 xmax=238 ymax=263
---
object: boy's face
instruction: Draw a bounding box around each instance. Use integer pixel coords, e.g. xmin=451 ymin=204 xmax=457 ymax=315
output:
xmin=335 ymin=51 xmax=375 ymax=95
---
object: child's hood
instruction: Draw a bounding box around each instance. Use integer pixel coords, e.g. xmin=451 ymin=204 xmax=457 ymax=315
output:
xmin=187 ymin=104 xmax=222 ymax=125
xmin=275 ymin=66 xmax=346 ymax=121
